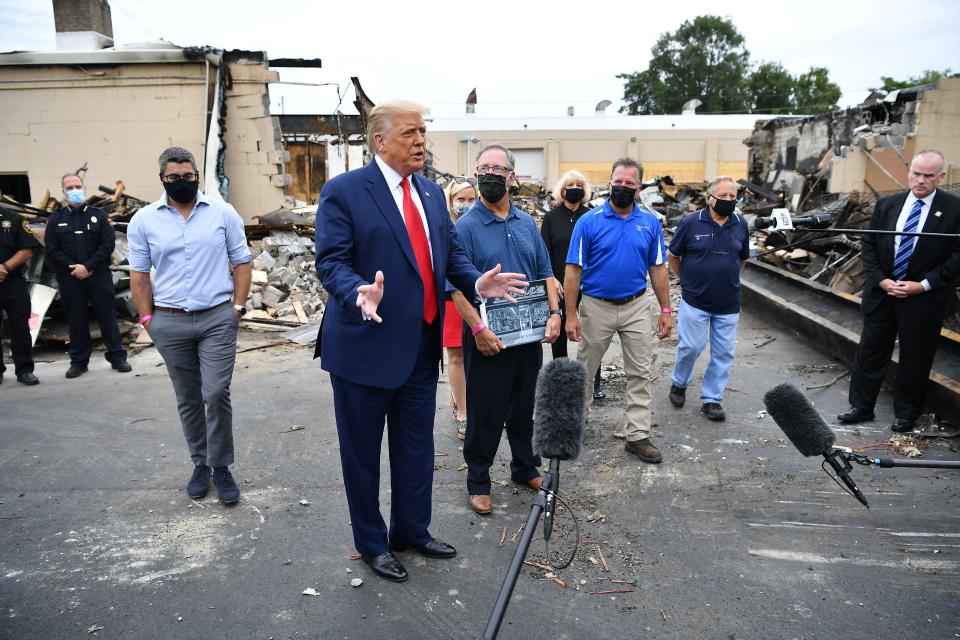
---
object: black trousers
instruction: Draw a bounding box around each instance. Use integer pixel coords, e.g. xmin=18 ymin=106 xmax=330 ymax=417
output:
xmin=462 ymin=328 xmax=542 ymax=494
xmin=0 ymin=275 xmax=34 ymax=375
xmin=849 ymin=296 xmax=945 ymax=421
xmin=551 ymin=309 xmax=603 ymax=390
xmin=57 ymin=272 xmax=126 ymax=365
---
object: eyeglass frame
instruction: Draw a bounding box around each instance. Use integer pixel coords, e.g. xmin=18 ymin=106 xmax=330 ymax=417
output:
xmin=159 ymin=172 xmax=199 ymax=183
xmin=476 ymin=164 xmax=513 ymax=177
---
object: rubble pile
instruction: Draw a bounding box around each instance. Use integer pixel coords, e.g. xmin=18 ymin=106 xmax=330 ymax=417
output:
xmin=246 ymin=231 xmax=325 ymax=323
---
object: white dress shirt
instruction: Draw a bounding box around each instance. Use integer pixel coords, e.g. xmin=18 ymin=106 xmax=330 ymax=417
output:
xmin=893 ymin=191 xmax=935 ymax=290
xmin=374 ymin=154 xmax=434 ymax=266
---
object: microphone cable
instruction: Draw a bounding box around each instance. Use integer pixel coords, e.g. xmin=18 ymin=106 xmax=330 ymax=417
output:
xmin=543 ymin=491 xmax=580 ymax=570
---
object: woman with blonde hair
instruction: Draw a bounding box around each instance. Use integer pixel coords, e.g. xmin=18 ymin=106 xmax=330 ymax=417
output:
xmin=442 ymin=176 xmax=477 ymax=438
xmin=540 ymin=169 xmax=605 ymax=398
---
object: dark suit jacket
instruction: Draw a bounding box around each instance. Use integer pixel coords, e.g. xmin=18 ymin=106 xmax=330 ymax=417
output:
xmin=860 ymin=187 xmax=960 ymax=316
xmin=314 ymin=161 xmax=480 ymax=389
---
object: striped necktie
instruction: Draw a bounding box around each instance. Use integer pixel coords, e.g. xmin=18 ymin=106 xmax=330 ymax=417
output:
xmin=892 ymin=199 xmax=924 ymax=281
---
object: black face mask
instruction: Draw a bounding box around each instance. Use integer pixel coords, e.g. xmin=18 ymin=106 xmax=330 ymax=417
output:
xmin=563 ymin=187 xmax=584 ymax=204
xmin=163 ymin=179 xmax=200 ymax=204
xmin=609 ymin=185 xmax=636 ymax=209
xmin=477 ymin=173 xmax=508 ymax=203
xmin=712 ymin=198 xmax=736 ymax=217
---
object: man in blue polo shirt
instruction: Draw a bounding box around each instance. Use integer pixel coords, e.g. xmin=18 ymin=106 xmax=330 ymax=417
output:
xmin=565 ymin=157 xmax=672 ymax=464
xmin=666 ymin=176 xmax=750 ymax=422
xmin=451 ymin=143 xmax=560 ymax=515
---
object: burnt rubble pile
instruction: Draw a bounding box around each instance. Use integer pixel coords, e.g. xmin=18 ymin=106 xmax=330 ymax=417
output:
xmin=246 ymin=230 xmax=326 ymax=323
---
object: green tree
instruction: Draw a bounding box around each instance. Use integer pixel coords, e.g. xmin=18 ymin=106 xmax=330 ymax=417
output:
xmin=749 ymin=61 xmax=796 ymax=113
xmin=619 ymin=15 xmax=751 ymax=115
xmin=870 ymin=68 xmax=960 ymax=95
xmin=793 ymin=67 xmax=841 ymax=115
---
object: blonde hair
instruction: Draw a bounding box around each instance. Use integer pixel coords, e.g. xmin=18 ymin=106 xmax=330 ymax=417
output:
xmin=551 ymin=170 xmax=591 ymax=205
xmin=444 ymin=179 xmax=476 ymax=222
xmin=367 ymin=99 xmax=430 ymax=152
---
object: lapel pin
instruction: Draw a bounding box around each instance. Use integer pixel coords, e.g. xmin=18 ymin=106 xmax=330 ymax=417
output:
xmin=934 ymin=211 xmax=942 ymax=217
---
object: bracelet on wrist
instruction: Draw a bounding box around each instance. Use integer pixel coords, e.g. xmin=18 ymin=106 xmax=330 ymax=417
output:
xmin=660 ymin=308 xmax=672 ymax=314
xmin=472 ymin=322 xmax=487 ymax=336
xmin=139 ymin=313 xmax=154 ymax=326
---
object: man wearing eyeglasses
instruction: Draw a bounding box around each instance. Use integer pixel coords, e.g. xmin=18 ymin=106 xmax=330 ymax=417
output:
xmin=127 ymin=147 xmax=252 ymax=505
xmin=665 ymin=176 xmax=750 ymax=423
xmin=314 ymin=102 xmax=527 ymax=583
xmin=565 ymin=158 xmax=672 ymax=464
xmin=44 ymin=173 xmax=131 ymax=379
xmin=451 ymin=144 xmax=560 ymax=515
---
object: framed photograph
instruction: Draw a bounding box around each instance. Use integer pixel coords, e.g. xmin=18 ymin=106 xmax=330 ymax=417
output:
xmin=480 ymin=279 xmax=549 ymax=348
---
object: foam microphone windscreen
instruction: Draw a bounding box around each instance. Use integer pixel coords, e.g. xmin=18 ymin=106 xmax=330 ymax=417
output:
xmin=532 ymin=358 xmax=586 ymax=461
xmin=763 ymin=383 xmax=836 ymax=456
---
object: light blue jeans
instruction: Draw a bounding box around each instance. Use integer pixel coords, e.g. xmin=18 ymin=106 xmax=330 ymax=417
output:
xmin=670 ymin=299 xmax=740 ymax=404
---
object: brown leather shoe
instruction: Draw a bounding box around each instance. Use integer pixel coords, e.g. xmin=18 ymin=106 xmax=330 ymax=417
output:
xmin=468 ymin=494 xmax=492 ymax=514
xmin=526 ymin=476 xmax=543 ymax=491
xmin=625 ymin=438 xmax=662 ymax=464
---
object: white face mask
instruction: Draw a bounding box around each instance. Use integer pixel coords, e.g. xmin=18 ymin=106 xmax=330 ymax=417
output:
xmin=66 ymin=189 xmax=85 ymax=205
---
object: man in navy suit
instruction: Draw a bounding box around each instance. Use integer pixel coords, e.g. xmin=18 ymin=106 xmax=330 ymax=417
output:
xmin=838 ymin=149 xmax=960 ymax=432
xmin=314 ymin=100 xmax=527 ymax=582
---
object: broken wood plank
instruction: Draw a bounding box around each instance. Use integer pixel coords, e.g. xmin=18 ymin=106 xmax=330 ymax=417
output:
xmin=292 ymin=300 xmax=308 ymax=323
xmin=236 ymin=338 xmax=288 ymax=354
xmin=590 ymin=588 xmax=634 ymax=595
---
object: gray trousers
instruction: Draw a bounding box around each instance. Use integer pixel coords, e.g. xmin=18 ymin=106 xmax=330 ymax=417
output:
xmin=149 ymin=303 xmax=239 ymax=468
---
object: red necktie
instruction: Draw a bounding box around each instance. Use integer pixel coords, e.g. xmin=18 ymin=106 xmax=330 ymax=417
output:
xmin=401 ymin=177 xmax=437 ymax=323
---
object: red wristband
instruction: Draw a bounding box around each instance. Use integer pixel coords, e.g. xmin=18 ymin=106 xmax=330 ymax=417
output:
xmin=472 ymin=322 xmax=487 ymax=336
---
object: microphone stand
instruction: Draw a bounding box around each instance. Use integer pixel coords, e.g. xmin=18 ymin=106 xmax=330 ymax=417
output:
xmin=482 ymin=459 xmax=561 ymax=640
xmin=828 ymin=447 xmax=960 ymax=508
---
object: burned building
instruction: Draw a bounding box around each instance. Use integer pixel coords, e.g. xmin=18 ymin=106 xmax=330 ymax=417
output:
xmin=744 ymin=78 xmax=960 ymax=207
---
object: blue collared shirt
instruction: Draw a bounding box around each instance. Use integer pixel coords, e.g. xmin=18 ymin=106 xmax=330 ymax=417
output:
xmin=451 ymin=199 xmax=553 ymax=289
xmin=668 ymin=208 xmax=750 ymax=314
xmin=566 ymin=199 xmax=666 ymax=299
xmin=127 ymin=191 xmax=252 ymax=311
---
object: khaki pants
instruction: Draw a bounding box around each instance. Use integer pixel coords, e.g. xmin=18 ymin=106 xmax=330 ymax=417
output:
xmin=576 ymin=294 xmax=654 ymax=441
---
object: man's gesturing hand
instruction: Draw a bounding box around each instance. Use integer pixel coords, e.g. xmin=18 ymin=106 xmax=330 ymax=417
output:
xmin=476 ymin=263 xmax=528 ymax=302
xmin=356 ymin=270 xmax=385 ymax=323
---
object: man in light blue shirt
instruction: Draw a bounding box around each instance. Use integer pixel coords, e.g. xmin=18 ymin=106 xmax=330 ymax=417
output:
xmin=128 ymin=147 xmax=252 ymax=504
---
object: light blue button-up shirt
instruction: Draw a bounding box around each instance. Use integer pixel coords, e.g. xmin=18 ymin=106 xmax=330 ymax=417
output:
xmin=127 ymin=191 xmax=252 ymax=311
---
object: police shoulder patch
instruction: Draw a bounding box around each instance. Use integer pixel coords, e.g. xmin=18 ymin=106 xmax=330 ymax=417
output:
xmin=1 ymin=219 xmax=12 ymax=229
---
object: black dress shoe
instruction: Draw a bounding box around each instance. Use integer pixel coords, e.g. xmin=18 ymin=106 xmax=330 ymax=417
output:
xmin=362 ymin=551 xmax=408 ymax=582
xmin=17 ymin=372 xmax=39 ymax=385
xmin=112 ymin=360 xmax=132 ymax=373
xmin=65 ymin=364 xmax=88 ymax=379
xmin=390 ymin=538 xmax=457 ymax=559
xmin=891 ymin=418 xmax=916 ymax=433
xmin=836 ymin=406 xmax=875 ymax=424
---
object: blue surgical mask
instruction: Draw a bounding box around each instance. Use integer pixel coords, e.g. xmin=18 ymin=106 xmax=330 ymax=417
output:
xmin=66 ymin=189 xmax=85 ymax=206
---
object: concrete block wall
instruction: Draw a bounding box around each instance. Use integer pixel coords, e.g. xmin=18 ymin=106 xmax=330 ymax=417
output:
xmin=0 ymin=63 xmax=207 ymax=204
xmin=221 ymin=60 xmax=289 ymax=220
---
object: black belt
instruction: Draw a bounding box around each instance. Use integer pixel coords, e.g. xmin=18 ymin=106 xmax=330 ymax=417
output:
xmin=592 ymin=290 xmax=645 ymax=305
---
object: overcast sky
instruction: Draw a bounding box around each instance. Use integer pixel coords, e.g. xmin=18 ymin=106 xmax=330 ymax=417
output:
xmin=2 ymin=0 xmax=958 ymax=119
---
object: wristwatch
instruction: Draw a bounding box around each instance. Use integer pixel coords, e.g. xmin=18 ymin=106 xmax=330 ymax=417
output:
xmin=549 ymin=309 xmax=562 ymax=316
xmin=233 ymin=304 xmax=247 ymax=317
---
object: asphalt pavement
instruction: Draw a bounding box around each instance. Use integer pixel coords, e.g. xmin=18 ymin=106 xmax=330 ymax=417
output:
xmin=2 ymin=307 xmax=958 ymax=640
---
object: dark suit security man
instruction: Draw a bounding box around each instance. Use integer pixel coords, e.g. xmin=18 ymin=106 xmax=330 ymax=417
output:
xmin=44 ymin=174 xmax=130 ymax=378
xmin=0 ymin=208 xmax=40 ymax=385
xmin=838 ymin=149 xmax=960 ymax=432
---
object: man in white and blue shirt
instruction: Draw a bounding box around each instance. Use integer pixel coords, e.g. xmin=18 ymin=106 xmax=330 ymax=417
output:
xmin=128 ymin=147 xmax=252 ymax=504
xmin=564 ymin=157 xmax=673 ymax=464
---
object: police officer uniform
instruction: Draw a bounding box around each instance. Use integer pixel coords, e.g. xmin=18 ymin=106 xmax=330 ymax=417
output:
xmin=44 ymin=204 xmax=128 ymax=373
xmin=0 ymin=210 xmax=39 ymax=383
